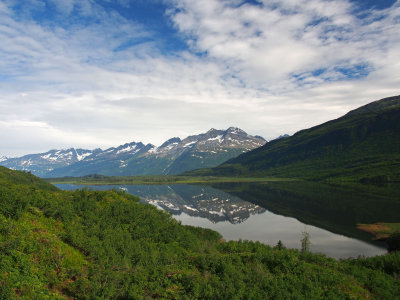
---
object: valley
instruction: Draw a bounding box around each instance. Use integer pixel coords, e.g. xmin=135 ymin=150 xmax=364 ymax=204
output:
xmin=1 ymin=95 xmax=400 ymax=298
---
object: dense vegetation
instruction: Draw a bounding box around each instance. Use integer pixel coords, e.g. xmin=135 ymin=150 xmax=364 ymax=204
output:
xmin=188 ymin=96 xmax=400 ymax=182
xmin=1 ymin=166 xmax=399 ymax=299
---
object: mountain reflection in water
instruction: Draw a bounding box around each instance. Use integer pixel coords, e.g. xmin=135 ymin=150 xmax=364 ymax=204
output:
xmin=137 ymin=185 xmax=266 ymax=224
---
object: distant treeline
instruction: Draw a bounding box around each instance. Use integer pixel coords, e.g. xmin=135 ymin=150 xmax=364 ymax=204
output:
xmin=45 ymin=174 xmax=291 ymax=185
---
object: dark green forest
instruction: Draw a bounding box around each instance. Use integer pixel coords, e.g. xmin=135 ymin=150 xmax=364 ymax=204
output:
xmin=1 ymin=166 xmax=399 ymax=299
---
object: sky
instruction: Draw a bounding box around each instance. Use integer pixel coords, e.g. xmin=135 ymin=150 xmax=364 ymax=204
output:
xmin=1 ymin=0 xmax=399 ymax=157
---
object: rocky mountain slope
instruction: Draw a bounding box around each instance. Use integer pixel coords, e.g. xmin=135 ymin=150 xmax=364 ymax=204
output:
xmin=1 ymin=127 xmax=265 ymax=177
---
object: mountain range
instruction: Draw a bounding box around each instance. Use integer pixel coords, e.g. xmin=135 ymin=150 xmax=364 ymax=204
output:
xmin=189 ymin=95 xmax=400 ymax=182
xmin=0 ymin=127 xmax=266 ymax=177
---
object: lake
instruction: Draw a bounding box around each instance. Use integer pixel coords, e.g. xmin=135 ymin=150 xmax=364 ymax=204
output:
xmin=56 ymin=181 xmax=400 ymax=259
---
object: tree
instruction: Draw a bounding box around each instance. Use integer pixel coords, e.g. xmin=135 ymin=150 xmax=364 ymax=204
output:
xmin=387 ymin=231 xmax=400 ymax=252
xmin=301 ymin=231 xmax=311 ymax=253
xmin=274 ymin=240 xmax=286 ymax=250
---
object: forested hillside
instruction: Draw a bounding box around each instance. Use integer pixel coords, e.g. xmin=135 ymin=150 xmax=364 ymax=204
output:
xmin=0 ymin=166 xmax=399 ymax=298
xmin=191 ymin=96 xmax=400 ymax=182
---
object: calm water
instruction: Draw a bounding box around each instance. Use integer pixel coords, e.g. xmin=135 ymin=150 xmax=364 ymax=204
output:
xmin=55 ymin=182 xmax=398 ymax=259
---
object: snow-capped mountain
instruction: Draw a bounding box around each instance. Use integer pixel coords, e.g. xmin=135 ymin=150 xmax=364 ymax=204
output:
xmin=0 ymin=148 xmax=95 ymax=177
xmin=0 ymin=156 xmax=7 ymax=163
xmin=1 ymin=127 xmax=266 ymax=177
xmin=151 ymin=127 xmax=265 ymax=156
xmin=147 ymin=127 xmax=266 ymax=174
xmin=43 ymin=142 xmax=154 ymax=177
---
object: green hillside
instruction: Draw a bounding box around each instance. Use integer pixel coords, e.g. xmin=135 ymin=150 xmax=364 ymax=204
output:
xmin=190 ymin=96 xmax=400 ymax=181
xmin=1 ymin=166 xmax=399 ymax=298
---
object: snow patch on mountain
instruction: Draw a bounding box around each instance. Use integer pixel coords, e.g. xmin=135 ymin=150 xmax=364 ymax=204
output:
xmin=163 ymin=142 xmax=179 ymax=151
xmin=41 ymin=153 xmax=52 ymax=160
xmin=76 ymin=152 xmax=92 ymax=161
xmin=119 ymin=160 xmax=128 ymax=168
xmin=207 ymin=135 xmax=224 ymax=142
xmin=183 ymin=141 xmax=197 ymax=148
xmin=116 ymin=144 xmax=138 ymax=154
xmin=183 ymin=205 xmax=198 ymax=212
xmin=22 ymin=159 xmax=33 ymax=166
xmin=147 ymin=147 xmax=158 ymax=154
xmin=209 ymin=209 xmax=225 ymax=217
xmin=226 ymin=127 xmax=244 ymax=134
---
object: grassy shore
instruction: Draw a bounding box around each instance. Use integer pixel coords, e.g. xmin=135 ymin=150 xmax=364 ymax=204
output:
xmin=45 ymin=174 xmax=297 ymax=185
xmin=357 ymin=223 xmax=400 ymax=239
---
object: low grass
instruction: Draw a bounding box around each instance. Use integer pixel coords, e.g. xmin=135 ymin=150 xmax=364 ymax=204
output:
xmin=357 ymin=223 xmax=400 ymax=239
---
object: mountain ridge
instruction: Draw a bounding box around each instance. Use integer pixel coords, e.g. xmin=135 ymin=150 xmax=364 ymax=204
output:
xmin=1 ymin=127 xmax=266 ymax=177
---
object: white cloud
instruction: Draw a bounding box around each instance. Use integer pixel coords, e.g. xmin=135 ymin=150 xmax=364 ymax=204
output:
xmin=169 ymin=0 xmax=400 ymax=90
xmin=0 ymin=0 xmax=399 ymax=157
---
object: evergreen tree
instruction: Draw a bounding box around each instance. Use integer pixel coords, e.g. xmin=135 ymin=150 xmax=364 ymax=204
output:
xmin=274 ymin=240 xmax=286 ymax=250
xmin=301 ymin=231 xmax=311 ymax=253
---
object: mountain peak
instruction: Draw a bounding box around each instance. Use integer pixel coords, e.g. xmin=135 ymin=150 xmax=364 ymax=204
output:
xmin=226 ymin=127 xmax=246 ymax=134
xmin=114 ymin=142 xmax=145 ymax=155
xmin=273 ymin=134 xmax=289 ymax=140
xmin=159 ymin=137 xmax=182 ymax=149
xmin=255 ymin=135 xmax=266 ymax=141
xmin=346 ymin=95 xmax=400 ymax=117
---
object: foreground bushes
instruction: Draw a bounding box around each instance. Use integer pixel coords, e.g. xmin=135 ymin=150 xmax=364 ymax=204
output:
xmin=0 ymin=167 xmax=399 ymax=299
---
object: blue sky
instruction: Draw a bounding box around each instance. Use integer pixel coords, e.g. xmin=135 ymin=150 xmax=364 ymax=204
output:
xmin=0 ymin=0 xmax=399 ymax=156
